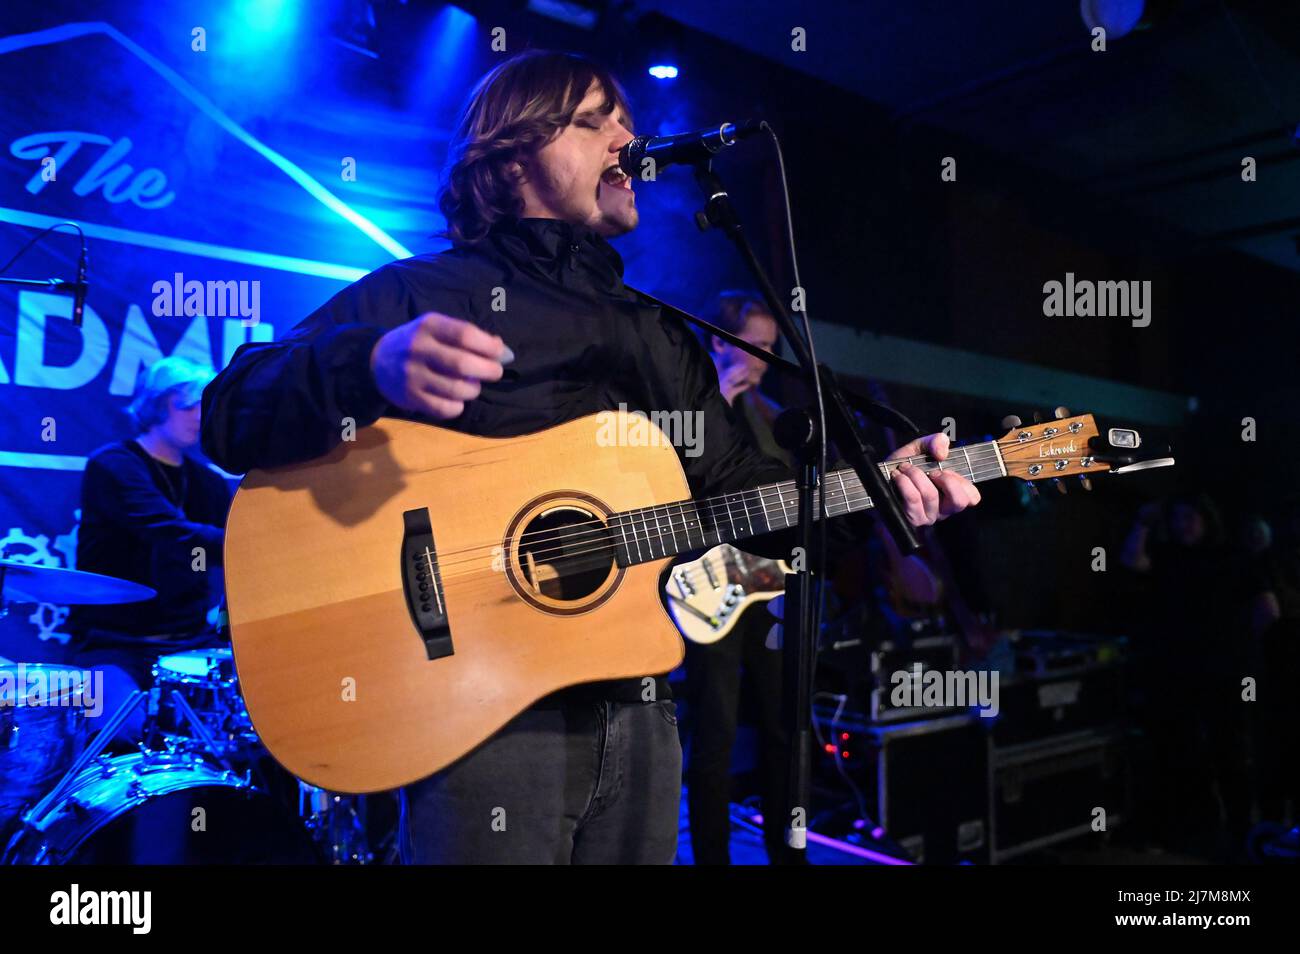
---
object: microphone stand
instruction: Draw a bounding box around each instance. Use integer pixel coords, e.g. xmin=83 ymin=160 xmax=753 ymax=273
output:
xmin=690 ymin=158 xmax=920 ymax=860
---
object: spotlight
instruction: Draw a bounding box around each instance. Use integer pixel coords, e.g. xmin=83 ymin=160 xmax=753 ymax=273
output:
xmin=1080 ymin=0 xmax=1146 ymax=39
xmin=648 ymin=64 xmax=678 ymax=80
xmin=526 ymin=0 xmax=602 ymax=31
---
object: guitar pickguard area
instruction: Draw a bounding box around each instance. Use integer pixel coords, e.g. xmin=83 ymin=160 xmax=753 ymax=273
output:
xmin=503 ymin=491 xmax=625 ymax=616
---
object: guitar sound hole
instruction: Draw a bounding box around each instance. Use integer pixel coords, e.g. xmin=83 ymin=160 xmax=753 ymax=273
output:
xmin=517 ymin=506 xmax=614 ymax=601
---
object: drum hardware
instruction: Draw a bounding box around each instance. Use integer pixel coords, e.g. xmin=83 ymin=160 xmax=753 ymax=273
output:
xmin=145 ymin=648 xmax=259 ymax=763
xmin=147 ymin=687 xmax=236 ymax=771
xmin=2 ymin=750 xmax=312 ymax=865
xmin=3 ymin=645 xmax=398 ymax=864
xmin=298 ymin=783 xmax=377 ymax=865
xmin=13 ymin=689 xmax=151 ymax=833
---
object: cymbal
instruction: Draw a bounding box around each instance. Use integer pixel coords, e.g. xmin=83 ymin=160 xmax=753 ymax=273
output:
xmin=0 ymin=560 xmax=156 ymax=605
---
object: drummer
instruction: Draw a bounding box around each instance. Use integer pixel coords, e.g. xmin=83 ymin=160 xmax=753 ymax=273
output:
xmin=66 ymin=357 xmax=233 ymax=739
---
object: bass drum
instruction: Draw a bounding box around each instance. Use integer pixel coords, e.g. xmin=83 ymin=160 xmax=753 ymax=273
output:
xmin=4 ymin=752 xmax=317 ymax=864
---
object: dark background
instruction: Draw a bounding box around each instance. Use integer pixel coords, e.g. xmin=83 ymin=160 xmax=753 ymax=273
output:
xmin=1 ymin=0 xmax=1297 ymax=648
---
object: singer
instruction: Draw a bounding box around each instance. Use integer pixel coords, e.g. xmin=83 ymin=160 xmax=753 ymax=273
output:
xmin=200 ymin=49 xmax=980 ymax=864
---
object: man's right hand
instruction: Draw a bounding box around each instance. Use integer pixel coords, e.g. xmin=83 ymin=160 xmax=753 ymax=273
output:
xmin=370 ymin=312 xmax=512 ymax=420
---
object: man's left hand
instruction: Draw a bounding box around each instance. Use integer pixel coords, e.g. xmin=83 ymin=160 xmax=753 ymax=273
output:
xmin=886 ymin=432 xmax=981 ymax=526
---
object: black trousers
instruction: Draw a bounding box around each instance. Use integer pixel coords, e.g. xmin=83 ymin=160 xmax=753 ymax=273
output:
xmin=684 ymin=606 xmax=799 ymax=864
xmin=399 ymin=697 xmax=682 ymax=864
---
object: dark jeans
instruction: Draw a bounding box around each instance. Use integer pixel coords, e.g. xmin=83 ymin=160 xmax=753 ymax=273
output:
xmin=685 ymin=608 xmax=798 ymax=865
xmin=399 ymin=697 xmax=682 ymax=864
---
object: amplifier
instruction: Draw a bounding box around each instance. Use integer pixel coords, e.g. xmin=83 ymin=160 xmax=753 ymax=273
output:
xmin=816 ymin=631 xmax=961 ymax=722
xmin=991 ymin=663 xmax=1126 ymax=747
xmin=990 ymin=728 xmax=1132 ymax=862
xmin=813 ymin=707 xmax=989 ymax=865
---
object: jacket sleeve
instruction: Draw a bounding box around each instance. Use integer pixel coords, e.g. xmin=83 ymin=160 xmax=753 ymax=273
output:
xmin=200 ymin=263 xmax=420 ymax=473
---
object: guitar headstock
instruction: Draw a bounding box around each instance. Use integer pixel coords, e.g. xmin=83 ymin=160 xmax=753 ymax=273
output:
xmin=995 ymin=408 xmax=1174 ymax=492
xmin=998 ymin=412 xmax=1128 ymax=482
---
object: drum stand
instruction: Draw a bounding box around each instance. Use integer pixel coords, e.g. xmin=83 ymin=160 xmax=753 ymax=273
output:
xmin=298 ymin=785 xmax=378 ymax=865
xmin=3 ymin=687 xmax=255 ymax=862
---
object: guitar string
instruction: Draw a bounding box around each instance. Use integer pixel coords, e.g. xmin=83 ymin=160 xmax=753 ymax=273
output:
xmin=424 ymin=427 xmax=1082 ymax=567
xmin=426 ymin=443 xmax=1006 ymax=568
xmin=430 ymin=488 xmax=883 ymax=586
xmin=427 ymin=455 xmax=1014 ymax=579
xmin=421 ymin=430 xmax=1089 ymax=579
xmin=426 ymin=447 xmax=1023 ymax=575
xmin=674 ymin=552 xmax=785 ymax=596
xmin=430 ymin=468 xmax=1007 ymax=583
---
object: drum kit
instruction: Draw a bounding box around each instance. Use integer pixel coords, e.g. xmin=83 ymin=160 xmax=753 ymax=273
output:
xmin=0 ymin=559 xmax=396 ymax=865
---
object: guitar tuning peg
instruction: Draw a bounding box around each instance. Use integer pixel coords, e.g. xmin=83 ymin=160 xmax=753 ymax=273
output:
xmin=1078 ymin=475 xmax=1092 ymax=491
xmin=1031 ymin=410 xmax=1044 ymax=424
xmin=1053 ymin=406 xmax=1071 ymax=419
xmin=1052 ymin=478 xmax=1068 ymax=495
xmin=1001 ymin=414 xmax=1022 ymax=430
xmin=1025 ymin=482 xmax=1040 ymax=498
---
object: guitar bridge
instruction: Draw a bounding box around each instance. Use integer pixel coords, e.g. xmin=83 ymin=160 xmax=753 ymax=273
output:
xmin=401 ymin=508 xmax=453 ymax=660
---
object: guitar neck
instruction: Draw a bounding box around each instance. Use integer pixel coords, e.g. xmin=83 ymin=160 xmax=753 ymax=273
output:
xmin=611 ymin=439 xmax=1008 ymax=566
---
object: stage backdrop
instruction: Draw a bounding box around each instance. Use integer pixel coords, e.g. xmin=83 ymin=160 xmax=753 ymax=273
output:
xmin=0 ymin=16 xmax=441 ymax=661
xmin=0 ymin=5 xmax=765 ymax=662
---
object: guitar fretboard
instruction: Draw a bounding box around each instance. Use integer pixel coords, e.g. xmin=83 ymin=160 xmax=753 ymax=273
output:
xmin=610 ymin=440 xmax=1006 ymax=566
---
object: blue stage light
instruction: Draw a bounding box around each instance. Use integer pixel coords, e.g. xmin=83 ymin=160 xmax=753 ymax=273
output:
xmin=648 ymin=64 xmax=679 ymax=80
xmin=234 ymin=0 xmax=300 ymax=38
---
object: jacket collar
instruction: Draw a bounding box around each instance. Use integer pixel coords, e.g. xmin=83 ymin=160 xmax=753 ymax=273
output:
xmin=485 ymin=216 xmax=627 ymax=292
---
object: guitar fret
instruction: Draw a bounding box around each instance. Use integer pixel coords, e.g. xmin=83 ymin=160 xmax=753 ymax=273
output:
xmin=660 ymin=507 xmax=673 ymax=556
xmin=757 ymin=487 xmax=771 ymax=532
xmin=615 ymin=516 xmax=631 ymax=565
xmin=677 ymin=502 xmax=695 ymax=551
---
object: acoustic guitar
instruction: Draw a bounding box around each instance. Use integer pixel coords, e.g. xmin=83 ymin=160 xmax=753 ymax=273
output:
xmin=224 ymin=408 xmax=1141 ymax=792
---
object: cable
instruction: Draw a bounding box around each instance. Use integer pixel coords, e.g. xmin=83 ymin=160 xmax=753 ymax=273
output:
xmin=0 ymin=221 xmax=85 ymax=276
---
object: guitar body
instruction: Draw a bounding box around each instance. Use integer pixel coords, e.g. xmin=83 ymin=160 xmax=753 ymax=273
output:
xmin=223 ymin=412 xmax=689 ymax=793
xmin=666 ymin=545 xmax=791 ymax=645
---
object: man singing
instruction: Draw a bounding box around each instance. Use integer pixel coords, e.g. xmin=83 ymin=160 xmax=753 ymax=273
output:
xmin=201 ymin=50 xmax=980 ymax=864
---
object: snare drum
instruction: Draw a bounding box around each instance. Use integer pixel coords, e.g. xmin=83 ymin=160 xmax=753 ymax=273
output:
xmin=148 ymin=648 xmax=258 ymax=756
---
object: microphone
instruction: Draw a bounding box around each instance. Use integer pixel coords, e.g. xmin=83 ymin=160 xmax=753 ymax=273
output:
xmin=71 ymin=245 xmax=87 ymax=328
xmin=619 ymin=120 xmax=762 ymax=179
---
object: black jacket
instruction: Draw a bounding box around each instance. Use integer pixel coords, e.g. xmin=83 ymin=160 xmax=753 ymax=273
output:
xmin=71 ymin=440 xmax=230 ymax=637
xmin=201 ymin=217 xmax=792 ymax=498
